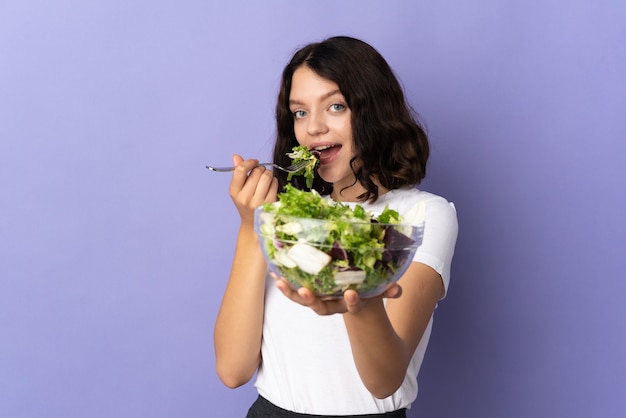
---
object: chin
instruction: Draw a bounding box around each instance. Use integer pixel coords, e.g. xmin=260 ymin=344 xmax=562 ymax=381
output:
xmin=317 ymin=169 xmax=350 ymax=188
xmin=316 ymin=168 xmax=334 ymax=184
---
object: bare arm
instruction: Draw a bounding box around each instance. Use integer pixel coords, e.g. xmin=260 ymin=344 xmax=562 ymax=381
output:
xmin=273 ymin=262 xmax=442 ymax=398
xmin=342 ymin=262 xmax=442 ymax=398
xmin=213 ymin=155 xmax=278 ymax=388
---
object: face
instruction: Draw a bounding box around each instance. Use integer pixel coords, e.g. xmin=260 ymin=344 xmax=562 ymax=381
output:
xmin=289 ymin=66 xmax=361 ymax=200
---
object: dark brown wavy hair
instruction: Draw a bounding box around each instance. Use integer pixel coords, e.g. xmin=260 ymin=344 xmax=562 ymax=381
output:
xmin=273 ymin=36 xmax=429 ymax=202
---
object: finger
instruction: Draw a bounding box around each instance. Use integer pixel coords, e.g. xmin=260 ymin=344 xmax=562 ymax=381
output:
xmin=237 ymin=168 xmax=278 ymax=209
xmin=383 ymin=283 xmax=403 ymax=299
xmin=231 ymin=156 xmax=258 ymax=174
xmin=299 ymin=288 xmax=350 ymax=316
xmin=265 ymin=176 xmax=279 ymax=203
xmin=233 ymin=165 xmax=267 ymax=204
xmin=274 ymin=275 xmax=301 ymax=300
xmin=273 ymin=275 xmax=348 ymax=315
xmin=232 ymin=154 xmax=244 ymax=166
xmin=274 ymin=276 xmax=291 ymax=294
xmin=252 ymin=169 xmax=277 ymax=204
xmin=229 ymin=158 xmax=260 ymax=195
xmin=343 ymin=289 xmax=363 ymax=314
xmin=296 ymin=287 xmax=317 ymax=305
xmin=293 ymin=287 xmax=327 ymax=314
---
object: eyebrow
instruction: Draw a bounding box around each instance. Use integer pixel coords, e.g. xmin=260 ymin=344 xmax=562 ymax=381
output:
xmin=289 ymin=89 xmax=343 ymax=106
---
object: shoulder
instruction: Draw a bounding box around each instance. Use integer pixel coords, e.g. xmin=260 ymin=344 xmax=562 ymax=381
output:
xmin=382 ymin=188 xmax=457 ymax=219
xmin=361 ymin=188 xmax=458 ymax=234
xmin=387 ymin=188 xmax=458 ymax=245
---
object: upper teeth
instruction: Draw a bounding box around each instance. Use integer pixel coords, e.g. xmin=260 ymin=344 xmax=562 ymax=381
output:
xmin=313 ymin=145 xmax=333 ymax=151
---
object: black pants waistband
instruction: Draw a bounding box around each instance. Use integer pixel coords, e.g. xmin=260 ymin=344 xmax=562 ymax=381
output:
xmin=246 ymin=395 xmax=407 ymax=418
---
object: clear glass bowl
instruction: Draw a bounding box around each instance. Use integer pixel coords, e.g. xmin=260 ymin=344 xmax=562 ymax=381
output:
xmin=255 ymin=208 xmax=424 ymax=298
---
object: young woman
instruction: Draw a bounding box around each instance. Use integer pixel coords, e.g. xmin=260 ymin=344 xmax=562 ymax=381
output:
xmin=214 ymin=36 xmax=458 ymax=417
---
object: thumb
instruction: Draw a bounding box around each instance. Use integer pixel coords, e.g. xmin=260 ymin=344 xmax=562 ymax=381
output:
xmin=383 ymin=283 xmax=403 ymax=299
xmin=232 ymin=154 xmax=244 ymax=165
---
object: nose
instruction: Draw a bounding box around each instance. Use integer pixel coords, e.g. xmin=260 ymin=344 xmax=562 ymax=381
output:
xmin=306 ymin=110 xmax=329 ymax=136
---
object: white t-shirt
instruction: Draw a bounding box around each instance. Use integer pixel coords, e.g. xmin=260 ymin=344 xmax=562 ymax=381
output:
xmin=254 ymin=188 xmax=458 ymax=415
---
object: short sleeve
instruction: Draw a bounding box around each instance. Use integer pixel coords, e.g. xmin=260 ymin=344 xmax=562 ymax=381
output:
xmin=412 ymin=197 xmax=458 ymax=299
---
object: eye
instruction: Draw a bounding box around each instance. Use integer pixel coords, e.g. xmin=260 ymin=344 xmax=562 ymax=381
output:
xmin=329 ymin=103 xmax=346 ymax=112
xmin=292 ymin=110 xmax=307 ymax=119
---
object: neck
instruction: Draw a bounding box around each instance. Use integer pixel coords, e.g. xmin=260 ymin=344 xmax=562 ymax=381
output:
xmin=330 ymin=180 xmax=389 ymax=203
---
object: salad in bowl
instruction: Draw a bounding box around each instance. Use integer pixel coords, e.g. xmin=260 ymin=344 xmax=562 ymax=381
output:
xmin=255 ymin=185 xmax=425 ymax=298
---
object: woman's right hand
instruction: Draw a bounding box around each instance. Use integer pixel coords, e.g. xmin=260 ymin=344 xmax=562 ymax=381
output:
xmin=217 ymin=154 xmax=276 ymax=387
xmin=229 ymin=154 xmax=279 ymax=225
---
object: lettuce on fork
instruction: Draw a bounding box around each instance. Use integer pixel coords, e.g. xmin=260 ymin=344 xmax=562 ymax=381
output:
xmin=286 ymin=145 xmax=319 ymax=188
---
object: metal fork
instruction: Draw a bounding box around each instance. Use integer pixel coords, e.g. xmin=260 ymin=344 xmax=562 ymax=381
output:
xmin=206 ymin=160 xmax=311 ymax=174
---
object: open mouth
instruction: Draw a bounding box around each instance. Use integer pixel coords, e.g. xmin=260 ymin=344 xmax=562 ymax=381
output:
xmin=311 ymin=144 xmax=342 ymax=163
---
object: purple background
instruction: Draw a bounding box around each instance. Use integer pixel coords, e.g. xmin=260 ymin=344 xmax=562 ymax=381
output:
xmin=1 ymin=1 xmax=625 ymax=417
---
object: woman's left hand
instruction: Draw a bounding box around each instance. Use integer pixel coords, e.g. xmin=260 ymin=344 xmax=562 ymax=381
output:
xmin=271 ymin=272 xmax=402 ymax=315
